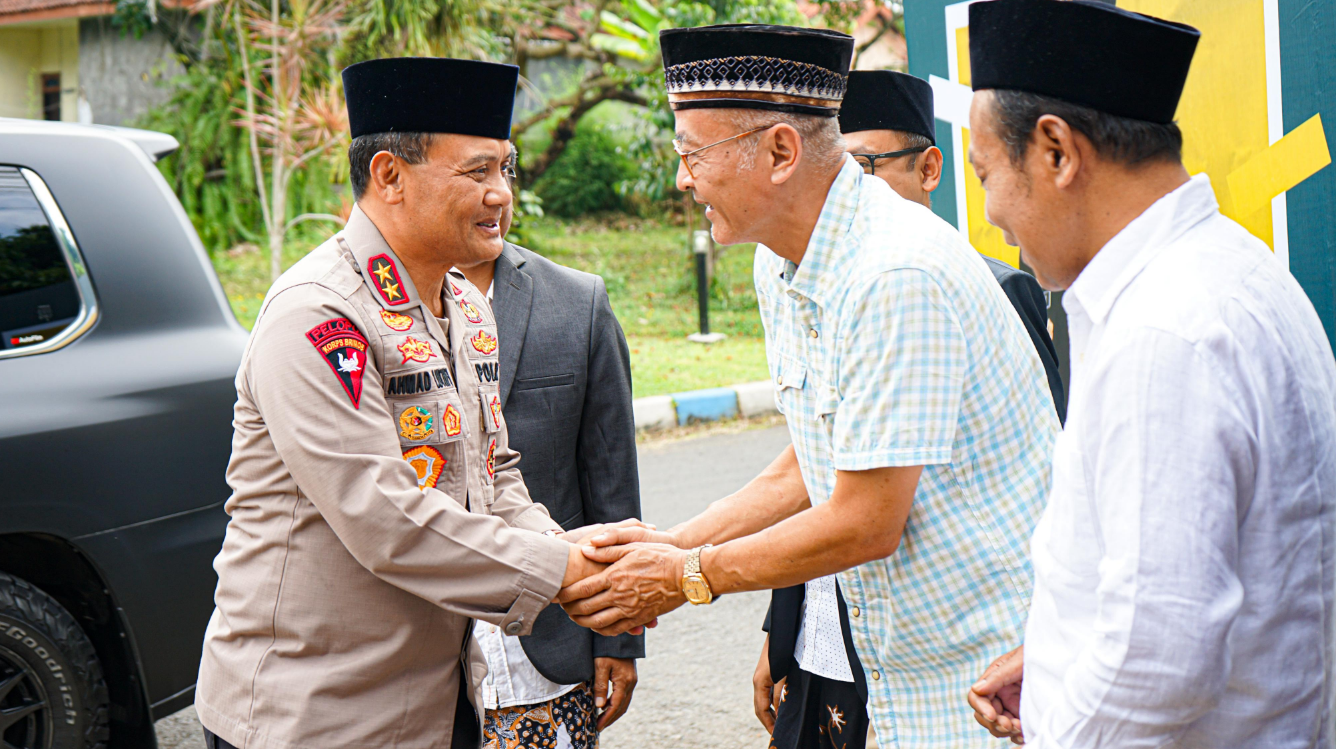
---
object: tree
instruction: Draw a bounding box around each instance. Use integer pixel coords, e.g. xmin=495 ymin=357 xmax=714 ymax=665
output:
xmin=225 ymin=0 xmax=350 ymax=280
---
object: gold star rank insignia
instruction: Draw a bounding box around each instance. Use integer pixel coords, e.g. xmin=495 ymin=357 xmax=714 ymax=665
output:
xmin=367 ymin=254 xmax=407 ymax=306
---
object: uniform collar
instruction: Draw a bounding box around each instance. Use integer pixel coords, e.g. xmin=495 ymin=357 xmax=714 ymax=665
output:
xmin=780 ymin=154 xmax=864 ymax=309
xmin=341 ymin=204 xmax=422 ymax=311
xmin=1065 ymin=173 xmax=1218 ymax=325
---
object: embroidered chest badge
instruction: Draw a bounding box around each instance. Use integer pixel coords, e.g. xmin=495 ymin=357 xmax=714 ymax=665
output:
xmin=485 ymin=437 xmax=496 ymax=480
xmin=398 ymin=405 xmax=435 ymax=441
xmin=469 ymin=330 xmax=498 ymax=356
xmin=397 ymin=336 xmax=436 ymax=364
xmin=450 ymin=282 xmax=465 ymax=297
xmin=367 ymin=254 xmax=406 ymax=305
xmin=403 ymin=446 xmax=446 ymax=490
xmin=459 ymin=299 xmax=484 ymax=324
xmin=380 ymin=309 xmax=414 ymax=332
xmin=306 ymin=317 xmax=369 ymax=408
xmin=442 ymin=403 xmax=463 ymax=437
xmin=488 ymin=394 xmax=503 ymax=430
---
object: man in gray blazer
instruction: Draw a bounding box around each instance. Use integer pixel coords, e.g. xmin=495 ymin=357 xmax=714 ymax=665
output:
xmin=455 ymin=188 xmax=643 ymax=747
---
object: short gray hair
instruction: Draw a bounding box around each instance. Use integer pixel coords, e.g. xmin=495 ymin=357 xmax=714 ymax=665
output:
xmin=349 ymin=131 xmax=434 ymax=199
xmin=715 ymin=109 xmax=846 ymax=174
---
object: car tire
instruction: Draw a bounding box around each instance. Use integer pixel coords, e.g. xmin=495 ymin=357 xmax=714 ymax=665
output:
xmin=0 ymin=572 xmax=110 ymax=749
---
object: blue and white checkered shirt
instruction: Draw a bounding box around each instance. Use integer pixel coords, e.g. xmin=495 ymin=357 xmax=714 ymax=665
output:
xmin=755 ymin=156 xmax=1059 ymax=747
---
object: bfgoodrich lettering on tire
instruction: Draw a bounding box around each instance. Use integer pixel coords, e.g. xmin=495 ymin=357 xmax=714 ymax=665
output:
xmin=0 ymin=572 xmax=109 ymax=749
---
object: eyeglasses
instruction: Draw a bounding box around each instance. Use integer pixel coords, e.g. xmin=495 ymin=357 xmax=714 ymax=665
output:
xmin=673 ymin=125 xmax=774 ymax=179
xmin=852 ymin=146 xmax=930 ymax=175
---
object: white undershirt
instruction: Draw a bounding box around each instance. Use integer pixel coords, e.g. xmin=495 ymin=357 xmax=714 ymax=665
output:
xmin=455 ymin=267 xmax=581 ymax=709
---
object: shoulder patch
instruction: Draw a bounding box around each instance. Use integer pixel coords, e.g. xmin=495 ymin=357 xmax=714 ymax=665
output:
xmin=368 ymin=253 xmax=407 ymax=305
xmin=306 ymin=317 xmax=369 ymax=408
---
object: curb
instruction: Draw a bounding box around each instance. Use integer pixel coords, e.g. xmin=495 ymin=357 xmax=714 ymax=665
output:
xmin=633 ymin=380 xmax=778 ymax=431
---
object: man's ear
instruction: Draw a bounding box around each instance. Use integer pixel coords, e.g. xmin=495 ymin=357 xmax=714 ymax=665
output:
xmin=368 ymin=150 xmax=406 ymax=205
xmin=1033 ymin=114 xmax=1083 ymax=190
xmin=767 ymin=124 xmax=802 ymax=185
xmin=920 ymin=146 xmax=944 ymax=194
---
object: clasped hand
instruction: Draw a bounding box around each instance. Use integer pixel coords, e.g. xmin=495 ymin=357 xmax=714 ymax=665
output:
xmin=555 ymin=525 xmax=690 ymax=636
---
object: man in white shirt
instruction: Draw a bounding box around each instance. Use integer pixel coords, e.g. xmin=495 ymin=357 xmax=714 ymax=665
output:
xmin=964 ymin=1 xmax=1336 ymax=747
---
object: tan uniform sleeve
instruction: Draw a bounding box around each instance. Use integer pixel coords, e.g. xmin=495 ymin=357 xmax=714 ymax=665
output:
xmin=245 ymin=284 xmax=569 ymax=633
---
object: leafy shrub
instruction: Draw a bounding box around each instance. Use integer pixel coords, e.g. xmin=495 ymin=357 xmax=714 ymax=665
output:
xmin=533 ymin=122 xmax=634 ymax=218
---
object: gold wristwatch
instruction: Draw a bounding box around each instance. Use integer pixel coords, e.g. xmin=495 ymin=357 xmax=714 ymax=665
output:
xmin=681 ymin=544 xmax=714 ymax=605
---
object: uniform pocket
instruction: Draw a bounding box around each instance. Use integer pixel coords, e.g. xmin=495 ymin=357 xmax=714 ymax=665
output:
xmin=514 ymin=373 xmax=575 ymax=391
xmin=390 ymin=400 xmax=439 ymax=445
xmin=480 ymin=388 xmax=504 ymax=434
xmin=437 ymin=396 xmax=468 ymax=443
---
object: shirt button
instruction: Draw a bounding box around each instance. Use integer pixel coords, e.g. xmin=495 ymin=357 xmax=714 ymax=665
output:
xmin=504 ymin=622 xmax=522 ymax=635
xmin=786 ymin=290 xmax=799 ymax=299
xmin=776 ymin=375 xmax=784 ymax=386
xmin=808 ymin=328 xmax=819 ymax=339
xmin=851 ymin=607 xmax=860 ymax=618
xmin=871 ymin=670 xmax=881 ymax=681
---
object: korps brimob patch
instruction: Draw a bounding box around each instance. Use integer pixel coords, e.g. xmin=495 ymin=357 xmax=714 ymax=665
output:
xmin=306 ymin=317 xmax=369 ymax=408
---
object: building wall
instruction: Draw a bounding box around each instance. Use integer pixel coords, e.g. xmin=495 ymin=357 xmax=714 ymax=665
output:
xmin=77 ymin=16 xmax=182 ymax=126
xmin=0 ymin=20 xmax=78 ymax=121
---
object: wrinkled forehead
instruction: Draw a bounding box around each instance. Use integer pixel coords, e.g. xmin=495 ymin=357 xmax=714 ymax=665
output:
xmin=429 ymin=133 xmax=513 ymax=166
xmin=671 ymin=108 xmax=741 ymax=148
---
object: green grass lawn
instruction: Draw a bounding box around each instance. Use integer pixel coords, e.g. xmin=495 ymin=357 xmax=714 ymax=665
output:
xmin=211 ymin=214 xmax=771 ymax=396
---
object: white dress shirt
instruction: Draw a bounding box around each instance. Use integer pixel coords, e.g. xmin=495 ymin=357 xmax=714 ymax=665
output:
xmin=457 ymin=268 xmax=581 ymax=709
xmin=1021 ymin=174 xmax=1336 ymax=748
xmin=794 ymin=575 xmax=856 ymax=682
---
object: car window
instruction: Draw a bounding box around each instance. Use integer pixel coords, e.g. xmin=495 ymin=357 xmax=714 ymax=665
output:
xmin=0 ymin=167 xmax=83 ymax=352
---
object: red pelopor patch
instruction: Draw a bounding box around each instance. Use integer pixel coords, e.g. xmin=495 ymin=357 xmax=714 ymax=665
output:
xmin=368 ymin=254 xmax=406 ymax=305
xmin=306 ymin=317 xmax=369 ymax=408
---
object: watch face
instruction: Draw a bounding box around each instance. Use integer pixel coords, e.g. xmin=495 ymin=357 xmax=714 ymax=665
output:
xmin=682 ymin=576 xmax=711 ymax=604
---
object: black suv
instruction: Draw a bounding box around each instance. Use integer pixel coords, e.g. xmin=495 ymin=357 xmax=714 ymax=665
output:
xmin=0 ymin=119 xmax=246 ymax=748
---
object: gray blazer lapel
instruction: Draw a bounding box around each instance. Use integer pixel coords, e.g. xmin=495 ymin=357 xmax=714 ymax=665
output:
xmin=494 ymin=243 xmax=533 ymax=407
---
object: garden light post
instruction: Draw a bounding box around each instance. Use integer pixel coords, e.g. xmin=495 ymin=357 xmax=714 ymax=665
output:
xmin=688 ymin=229 xmax=725 ymax=343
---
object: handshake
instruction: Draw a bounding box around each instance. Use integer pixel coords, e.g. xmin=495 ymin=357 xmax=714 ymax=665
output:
xmin=551 ymin=519 xmax=697 ymax=636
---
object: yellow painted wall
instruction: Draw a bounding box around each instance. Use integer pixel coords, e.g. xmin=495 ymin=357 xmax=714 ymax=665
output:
xmin=0 ymin=20 xmax=78 ymax=121
xmin=1120 ymin=0 xmax=1276 ymax=246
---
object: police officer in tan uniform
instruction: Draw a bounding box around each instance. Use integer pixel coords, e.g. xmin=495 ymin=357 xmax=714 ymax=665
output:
xmin=195 ymin=58 xmax=606 ymax=749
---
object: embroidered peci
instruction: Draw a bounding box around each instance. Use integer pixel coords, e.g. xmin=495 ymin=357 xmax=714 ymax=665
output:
xmin=306 ymin=317 xmax=369 ymax=408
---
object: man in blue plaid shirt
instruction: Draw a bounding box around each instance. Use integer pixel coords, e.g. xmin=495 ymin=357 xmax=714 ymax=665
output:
xmin=560 ymin=24 xmax=1059 ymax=747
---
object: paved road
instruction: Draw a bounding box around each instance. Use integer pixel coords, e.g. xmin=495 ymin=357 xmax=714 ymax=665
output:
xmin=155 ymin=425 xmax=793 ymax=749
